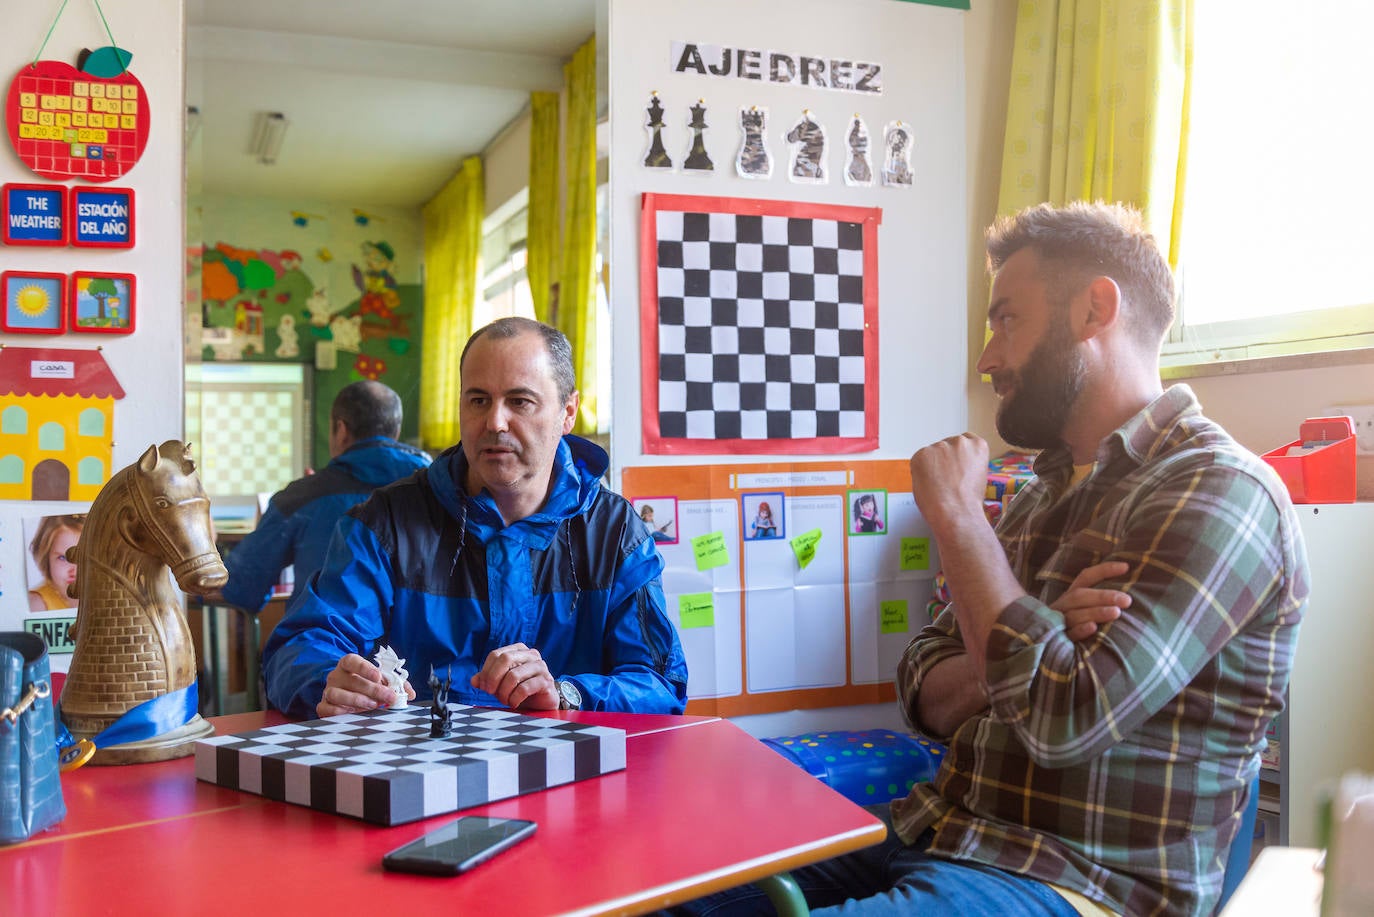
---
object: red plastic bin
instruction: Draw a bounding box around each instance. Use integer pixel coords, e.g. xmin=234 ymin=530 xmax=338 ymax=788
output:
xmin=1261 ymin=416 xmax=1357 ymax=504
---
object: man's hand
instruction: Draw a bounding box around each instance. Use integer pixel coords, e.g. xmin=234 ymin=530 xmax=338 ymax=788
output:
xmin=470 ymin=643 xmax=559 ymax=710
xmin=316 ymin=653 xmax=415 ymax=717
xmin=1053 ymin=561 xmax=1132 ymax=641
xmin=909 ymin=433 xmax=990 ymax=533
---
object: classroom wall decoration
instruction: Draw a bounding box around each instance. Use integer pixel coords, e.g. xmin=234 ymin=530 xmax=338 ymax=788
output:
xmin=70 ymin=271 xmax=135 ymax=333
xmin=3 ymin=182 xmax=67 ymax=245
xmin=69 ymin=185 xmax=134 ymax=247
xmin=640 ymin=192 xmax=880 ymax=454
xmin=622 ymin=459 xmax=936 ymax=717
xmin=2 ymin=271 xmax=67 ymax=334
xmin=0 ymin=345 xmax=125 ymax=502
xmin=735 ymin=106 xmax=772 ymax=180
xmin=4 ymin=48 xmax=150 ymax=183
xmin=669 ymin=41 xmax=884 ymax=96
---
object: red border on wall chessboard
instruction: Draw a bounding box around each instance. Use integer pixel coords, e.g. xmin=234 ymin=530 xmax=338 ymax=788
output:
xmin=639 ymin=192 xmax=881 ymax=455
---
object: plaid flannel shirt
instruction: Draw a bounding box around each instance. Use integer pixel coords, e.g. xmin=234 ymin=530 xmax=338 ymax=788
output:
xmin=891 ymin=385 xmax=1308 ymax=916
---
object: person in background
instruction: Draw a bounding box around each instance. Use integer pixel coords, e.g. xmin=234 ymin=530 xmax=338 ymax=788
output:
xmin=852 ymin=493 xmax=884 ymax=532
xmin=749 ymin=500 xmax=778 ymax=538
xmin=263 ymin=317 xmax=688 ymax=719
xmin=677 ymin=201 xmax=1308 ymax=916
xmin=219 ymin=381 xmax=430 ymax=613
xmin=27 ymin=514 xmax=85 ymax=612
xmin=639 ymin=503 xmax=675 ymax=543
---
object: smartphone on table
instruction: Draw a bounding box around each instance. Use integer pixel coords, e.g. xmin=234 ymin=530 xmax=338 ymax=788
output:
xmin=382 ymin=816 xmax=537 ymax=876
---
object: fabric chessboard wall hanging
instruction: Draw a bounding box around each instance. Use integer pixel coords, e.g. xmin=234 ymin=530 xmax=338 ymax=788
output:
xmin=640 ymin=193 xmax=881 ymax=454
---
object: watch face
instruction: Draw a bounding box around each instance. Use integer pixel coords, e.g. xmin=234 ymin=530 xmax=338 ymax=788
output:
xmin=559 ymin=680 xmax=582 ymax=709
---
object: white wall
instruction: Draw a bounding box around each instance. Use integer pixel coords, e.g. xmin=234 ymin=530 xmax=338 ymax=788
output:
xmin=0 ymin=1 xmax=187 ymax=669
xmin=608 ymin=0 xmax=969 ymax=475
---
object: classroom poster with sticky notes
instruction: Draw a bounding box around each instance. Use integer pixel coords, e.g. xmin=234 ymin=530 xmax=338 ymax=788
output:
xmin=622 ymin=459 xmax=938 ymax=717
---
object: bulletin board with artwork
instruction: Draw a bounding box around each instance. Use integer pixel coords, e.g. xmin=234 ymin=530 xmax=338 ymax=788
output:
xmin=622 ymin=459 xmax=938 ymax=718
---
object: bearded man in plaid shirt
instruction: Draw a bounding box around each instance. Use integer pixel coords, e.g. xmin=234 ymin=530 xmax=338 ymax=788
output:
xmin=680 ymin=202 xmax=1308 ymax=917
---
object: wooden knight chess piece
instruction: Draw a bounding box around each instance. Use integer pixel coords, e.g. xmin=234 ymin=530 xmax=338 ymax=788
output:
xmin=59 ymin=441 xmax=228 ymax=764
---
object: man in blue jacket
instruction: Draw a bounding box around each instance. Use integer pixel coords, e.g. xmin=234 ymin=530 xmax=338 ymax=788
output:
xmin=262 ymin=317 xmax=689 ymax=718
xmin=220 ymin=380 xmax=430 ymax=612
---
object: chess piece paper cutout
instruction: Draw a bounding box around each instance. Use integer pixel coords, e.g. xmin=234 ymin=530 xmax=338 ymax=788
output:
xmin=643 ymin=92 xmax=673 ymax=169
xmin=683 ymin=99 xmax=714 ymax=172
xmin=845 ymin=115 xmax=873 ymax=187
xmin=428 ymin=667 xmax=453 ymax=738
xmin=374 ymin=645 xmax=409 ymax=709
xmin=785 ymin=110 xmax=827 ymax=184
xmin=883 ymin=121 xmax=914 ymax=187
xmin=59 ymin=442 xmax=227 ymax=764
xmin=274 ymin=313 xmax=299 ymax=358
xmin=735 ymin=106 xmax=772 ymax=180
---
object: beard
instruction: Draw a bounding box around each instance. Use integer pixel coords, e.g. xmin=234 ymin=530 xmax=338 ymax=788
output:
xmin=992 ymin=319 xmax=1086 ymax=451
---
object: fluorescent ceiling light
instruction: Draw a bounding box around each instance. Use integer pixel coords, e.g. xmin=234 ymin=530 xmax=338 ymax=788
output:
xmin=252 ymin=112 xmax=289 ymax=165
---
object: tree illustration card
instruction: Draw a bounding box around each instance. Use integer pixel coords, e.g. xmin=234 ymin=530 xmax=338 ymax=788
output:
xmin=69 ymin=271 xmax=135 ymax=333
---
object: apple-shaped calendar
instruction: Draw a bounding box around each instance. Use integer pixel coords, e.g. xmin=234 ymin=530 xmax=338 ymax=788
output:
xmin=5 ymin=47 xmax=150 ymax=183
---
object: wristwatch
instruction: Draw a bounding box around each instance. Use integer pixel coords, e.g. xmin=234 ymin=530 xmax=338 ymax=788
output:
xmin=556 ymin=679 xmax=583 ymax=711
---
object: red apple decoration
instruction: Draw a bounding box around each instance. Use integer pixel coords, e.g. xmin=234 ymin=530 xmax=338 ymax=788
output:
xmin=5 ymin=47 xmax=150 ymax=182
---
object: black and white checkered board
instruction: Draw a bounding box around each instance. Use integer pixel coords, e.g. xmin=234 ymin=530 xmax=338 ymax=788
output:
xmin=655 ymin=209 xmax=869 ymax=442
xmin=194 ymin=705 xmax=626 ymax=826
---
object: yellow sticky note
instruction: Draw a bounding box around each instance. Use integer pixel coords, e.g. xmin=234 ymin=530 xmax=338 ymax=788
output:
xmin=881 ymin=599 xmax=910 ymax=634
xmin=692 ymin=531 xmax=729 ymax=571
xmin=900 ymin=537 xmax=930 ymax=571
xmin=678 ymin=592 xmax=715 ymax=629
xmin=791 ymin=528 xmax=823 ymax=569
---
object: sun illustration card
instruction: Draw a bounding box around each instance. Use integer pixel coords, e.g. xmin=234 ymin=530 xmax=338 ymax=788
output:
xmin=1 ymin=270 xmax=67 ymax=334
xmin=69 ymin=271 xmax=135 ymax=334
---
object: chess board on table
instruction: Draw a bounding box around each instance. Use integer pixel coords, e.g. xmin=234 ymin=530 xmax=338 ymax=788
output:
xmin=194 ymin=705 xmax=627 ymax=826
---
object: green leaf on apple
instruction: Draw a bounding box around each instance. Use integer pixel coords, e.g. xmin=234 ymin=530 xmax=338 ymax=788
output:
xmin=78 ymin=46 xmax=134 ymax=79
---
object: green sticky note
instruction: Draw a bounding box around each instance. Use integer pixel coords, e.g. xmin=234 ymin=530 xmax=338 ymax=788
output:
xmin=900 ymin=537 xmax=930 ymax=571
xmin=880 ymin=600 xmax=909 ymax=634
xmin=678 ymin=592 xmax=715 ymax=629
xmin=791 ymin=528 xmax=823 ymax=568
xmin=692 ymin=531 xmax=729 ymax=570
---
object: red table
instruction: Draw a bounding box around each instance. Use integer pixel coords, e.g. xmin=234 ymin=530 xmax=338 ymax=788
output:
xmin=2 ymin=711 xmax=886 ymax=916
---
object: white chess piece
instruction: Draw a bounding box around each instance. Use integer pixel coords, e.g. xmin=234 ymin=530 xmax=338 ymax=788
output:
xmin=373 ymin=645 xmax=409 ymax=709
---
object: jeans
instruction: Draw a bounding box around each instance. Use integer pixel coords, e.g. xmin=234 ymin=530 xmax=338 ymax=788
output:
xmin=675 ymin=805 xmax=1080 ymax=916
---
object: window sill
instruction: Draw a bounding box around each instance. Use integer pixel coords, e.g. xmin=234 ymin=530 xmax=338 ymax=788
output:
xmin=1160 ymin=340 xmax=1374 ymax=382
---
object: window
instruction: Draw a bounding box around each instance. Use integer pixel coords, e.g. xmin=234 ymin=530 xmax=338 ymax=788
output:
xmin=478 ymin=189 xmax=534 ymax=329
xmin=1166 ymin=0 xmax=1374 ymax=368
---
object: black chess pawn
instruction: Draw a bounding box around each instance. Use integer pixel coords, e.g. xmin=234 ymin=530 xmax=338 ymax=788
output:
xmin=684 ymin=99 xmax=714 ymax=172
xmin=644 ymin=93 xmax=673 ymax=169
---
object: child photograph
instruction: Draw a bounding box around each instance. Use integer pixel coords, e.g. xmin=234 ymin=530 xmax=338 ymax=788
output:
xmin=25 ymin=513 xmax=86 ymax=612
xmin=633 ymin=497 xmax=679 ymax=545
xmin=742 ymin=493 xmax=785 ymax=541
xmin=849 ymin=490 xmax=887 ymax=535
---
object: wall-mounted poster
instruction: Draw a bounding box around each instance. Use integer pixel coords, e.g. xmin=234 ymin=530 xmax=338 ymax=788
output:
xmin=640 ymin=192 xmax=881 ymax=455
xmin=623 ymin=459 xmax=935 ymax=718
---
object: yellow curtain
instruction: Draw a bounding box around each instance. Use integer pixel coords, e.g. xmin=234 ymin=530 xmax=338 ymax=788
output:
xmin=559 ymin=36 xmax=598 ymax=435
xmin=419 ymin=155 xmax=484 ymax=450
xmin=996 ymin=0 xmax=1193 ymax=269
xmin=527 ymin=91 xmax=560 ymax=325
